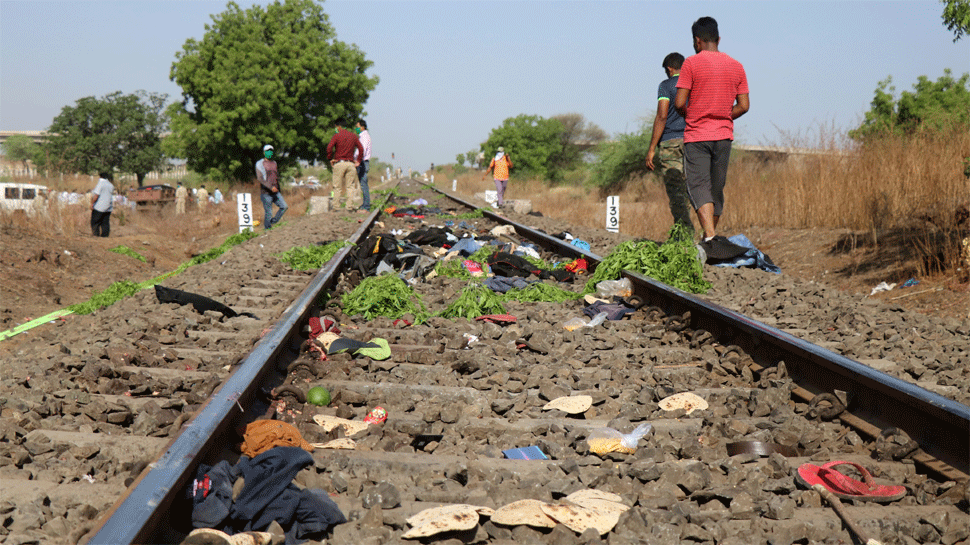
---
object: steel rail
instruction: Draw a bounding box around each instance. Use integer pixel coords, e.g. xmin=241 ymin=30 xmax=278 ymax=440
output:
xmin=433 ymin=185 xmax=970 ymax=481
xmin=87 ymin=209 xmax=381 ymax=544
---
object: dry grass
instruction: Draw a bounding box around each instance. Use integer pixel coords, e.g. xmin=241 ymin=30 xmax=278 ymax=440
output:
xmin=439 ymin=128 xmax=969 ymax=276
xmin=0 ymin=174 xmax=318 ymax=251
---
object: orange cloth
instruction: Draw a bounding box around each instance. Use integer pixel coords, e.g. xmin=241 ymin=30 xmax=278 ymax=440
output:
xmin=241 ymin=420 xmax=314 ymax=458
xmin=489 ymin=156 xmax=512 ymax=180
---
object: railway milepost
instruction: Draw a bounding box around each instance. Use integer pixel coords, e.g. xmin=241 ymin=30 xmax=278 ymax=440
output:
xmin=606 ymin=195 xmax=619 ymax=233
xmin=237 ymin=192 xmax=254 ymax=232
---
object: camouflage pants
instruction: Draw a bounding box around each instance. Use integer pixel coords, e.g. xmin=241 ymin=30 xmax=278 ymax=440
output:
xmin=656 ymin=138 xmax=693 ymax=229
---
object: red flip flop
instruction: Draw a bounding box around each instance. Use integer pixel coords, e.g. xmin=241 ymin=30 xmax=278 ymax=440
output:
xmin=475 ymin=314 xmax=517 ymax=325
xmin=796 ymin=461 xmax=906 ymax=502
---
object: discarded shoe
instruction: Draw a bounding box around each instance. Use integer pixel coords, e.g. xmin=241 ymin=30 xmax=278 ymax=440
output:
xmin=327 ymin=337 xmax=391 ymax=360
xmin=795 ymin=461 xmax=906 ymax=502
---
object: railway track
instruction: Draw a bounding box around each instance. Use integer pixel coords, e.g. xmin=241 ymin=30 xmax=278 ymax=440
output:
xmin=1 ymin=178 xmax=967 ymax=545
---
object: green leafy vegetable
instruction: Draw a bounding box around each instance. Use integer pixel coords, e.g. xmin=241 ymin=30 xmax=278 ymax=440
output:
xmin=439 ymin=282 xmax=506 ymax=319
xmin=342 ymin=274 xmax=429 ymax=322
xmin=108 ymin=245 xmax=147 ymax=262
xmin=585 ymin=225 xmax=709 ymax=294
xmin=278 ymin=241 xmax=349 ymax=270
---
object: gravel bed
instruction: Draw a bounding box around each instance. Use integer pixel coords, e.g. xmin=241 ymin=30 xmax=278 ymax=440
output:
xmin=0 ymin=184 xmax=967 ymax=545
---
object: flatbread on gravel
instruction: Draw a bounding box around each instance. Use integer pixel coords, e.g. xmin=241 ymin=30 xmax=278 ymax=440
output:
xmin=311 ymin=414 xmax=369 ymax=436
xmin=403 ymin=504 xmax=493 ymax=539
xmin=542 ymin=395 xmax=592 ymax=414
xmin=563 ymin=490 xmax=629 ymax=515
xmin=657 ymin=392 xmax=709 ymax=414
xmin=406 ymin=504 xmax=494 ymax=527
xmin=491 ymin=500 xmax=556 ymax=528
xmin=309 ymin=438 xmax=356 ymax=450
xmin=539 ymin=503 xmax=620 ymax=535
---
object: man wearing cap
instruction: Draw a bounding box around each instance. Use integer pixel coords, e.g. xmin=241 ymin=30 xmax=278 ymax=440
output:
xmin=255 ymin=144 xmax=288 ymax=229
xmin=327 ymin=121 xmax=364 ymax=211
xmin=483 ymin=147 xmax=513 ymax=208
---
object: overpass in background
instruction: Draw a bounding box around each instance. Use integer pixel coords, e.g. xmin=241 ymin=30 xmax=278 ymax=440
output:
xmin=0 ymin=130 xmax=49 ymax=147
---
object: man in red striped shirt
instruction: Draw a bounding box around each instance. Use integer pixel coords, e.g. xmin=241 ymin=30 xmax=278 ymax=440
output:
xmin=674 ymin=16 xmax=749 ymax=245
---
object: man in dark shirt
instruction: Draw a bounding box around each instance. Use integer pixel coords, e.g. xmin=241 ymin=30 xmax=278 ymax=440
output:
xmin=326 ymin=121 xmax=364 ymax=211
xmin=646 ymin=52 xmax=693 ymax=231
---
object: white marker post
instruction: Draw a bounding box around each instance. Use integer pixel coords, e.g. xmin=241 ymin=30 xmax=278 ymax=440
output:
xmin=606 ymin=196 xmax=619 ymax=233
xmin=237 ymin=193 xmax=254 ymax=233
xmin=452 ymin=179 xmax=457 ymax=191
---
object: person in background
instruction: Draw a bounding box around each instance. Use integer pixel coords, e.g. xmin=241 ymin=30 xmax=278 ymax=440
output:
xmin=355 ymin=120 xmax=372 ymax=212
xmin=483 ymin=147 xmax=513 ymax=208
xmin=255 ymin=144 xmax=288 ymax=229
xmin=90 ymin=171 xmax=114 ymax=237
xmin=674 ymin=16 xmax=749 ymax=246
xmin=175 ymin=182 xmax=187 ymax=215
xmin=212 ymin=187 xmax=224 ymax=204
xmin=326 ymin=121 xmax=364 ymax=211
xmin=197 ymin=184 xmax=209 ymax=214
xmin=646 ymin=52 xmax=693 ymax=231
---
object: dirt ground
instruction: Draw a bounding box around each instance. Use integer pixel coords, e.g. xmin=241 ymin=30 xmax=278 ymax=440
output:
xmin=1 ymin=187 xmax=967 ymax=350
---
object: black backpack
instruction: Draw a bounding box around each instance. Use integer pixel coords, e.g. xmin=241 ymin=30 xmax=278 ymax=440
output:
xmin=348 ymin=234 xmax=402 ymax=277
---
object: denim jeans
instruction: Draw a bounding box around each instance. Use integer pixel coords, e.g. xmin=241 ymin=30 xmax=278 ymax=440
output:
xmin=357 ymin=159 xmax=370 ymax=210
xmin=260 ymin=191 xmax=287 ymax=229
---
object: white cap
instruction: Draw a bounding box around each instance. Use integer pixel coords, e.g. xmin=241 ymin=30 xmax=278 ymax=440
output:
xmin=263 ymin=144 xmax=274 ymax=151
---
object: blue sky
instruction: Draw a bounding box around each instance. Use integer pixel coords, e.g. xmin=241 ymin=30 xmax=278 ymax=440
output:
xmin=1 ymin=0 xmax=967 ymax=172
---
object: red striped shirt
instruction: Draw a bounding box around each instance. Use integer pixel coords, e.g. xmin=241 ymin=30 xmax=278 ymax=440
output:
xmin=677 ymin=51 xmax=749 ymax=143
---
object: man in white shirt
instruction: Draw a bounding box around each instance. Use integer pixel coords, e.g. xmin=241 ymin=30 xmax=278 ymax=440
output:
xmin=90 ymin=172 xmax=114 ymax=237
xmin=355 ymin=120 xmax=372 ymax=212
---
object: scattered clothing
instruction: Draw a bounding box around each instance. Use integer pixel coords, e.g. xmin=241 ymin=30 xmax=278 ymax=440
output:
xmin=154 ymin=285 xmax=259 ymax=319
xmin=189 ymin=447 xmax=346 ymax=543
xmin=483 ymin=276 xmax=535 ymax=293
xmin=707 ymin=234 xmax=780 ymax=273
xmin=583 ymin=300 xmax=637 ymax=321
xmin=240 ymin=420 xmax=314 ymax=459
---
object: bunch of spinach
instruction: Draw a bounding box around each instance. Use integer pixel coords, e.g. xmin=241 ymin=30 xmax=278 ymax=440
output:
xmin=584 ymin=226 xmax=709 ymax=294
xmin=278 ymin=241 xmax=349 ymax=270
xmin=342 ymin=273 xmax=430 ymax=323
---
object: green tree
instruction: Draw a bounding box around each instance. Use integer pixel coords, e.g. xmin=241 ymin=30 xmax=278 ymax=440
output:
xmin=44 ymin=91 xmax=168 ymax=185
xmin=942 ymin=0 xmax=970 ymax=41
xmin=550 ymin=113 xmax=607 ymax=171
xmin=587 ymin=124 xmax=653 ymax=190
xmin=849 ymin=70 xmax=970 ymax=140
xmin=465 ymin=150 xmax=479 ymax=169
xmin=167 ymin=0 xmax=379 ymax=182
xmin=2 ymin=134 xmax=38 ymax=171
xmin=482 ymin=114 xmax=564 ymax=181
xmin=455 ymin=153 xmax=465 ymax=167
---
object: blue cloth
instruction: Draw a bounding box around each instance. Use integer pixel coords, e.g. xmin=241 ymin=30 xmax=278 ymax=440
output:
xmin=260 ymin=191 xmax=288 ymax=229
xmin=450 ymin=237 xmax=481 ymax=256
xmin=484 ymin=276 xmax=534 ymax=293
xmin=188 ymin=447 xmax=346 ymax=544
xmin=190 ymin=460 xmax=238 ymax=529
xmin=571 ymin=239 xmax=591 ymax=251
xmin=711 ymin=234 xmax=781 ymax=274
xmin=456 ymin=221 xmax=474 ymax=230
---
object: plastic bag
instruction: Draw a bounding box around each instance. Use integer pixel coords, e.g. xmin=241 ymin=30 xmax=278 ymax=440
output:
xmin=595 ymin=277 xmax=632 ymax=298
xmin=587 ymin=423 xmax=653 ymax=455
xmin=562 ymin=311 xmax=608 ymax=331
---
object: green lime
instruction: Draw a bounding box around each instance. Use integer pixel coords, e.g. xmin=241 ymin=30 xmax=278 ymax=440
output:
xmin=307 ymin=386 xmax=331 ymax=406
